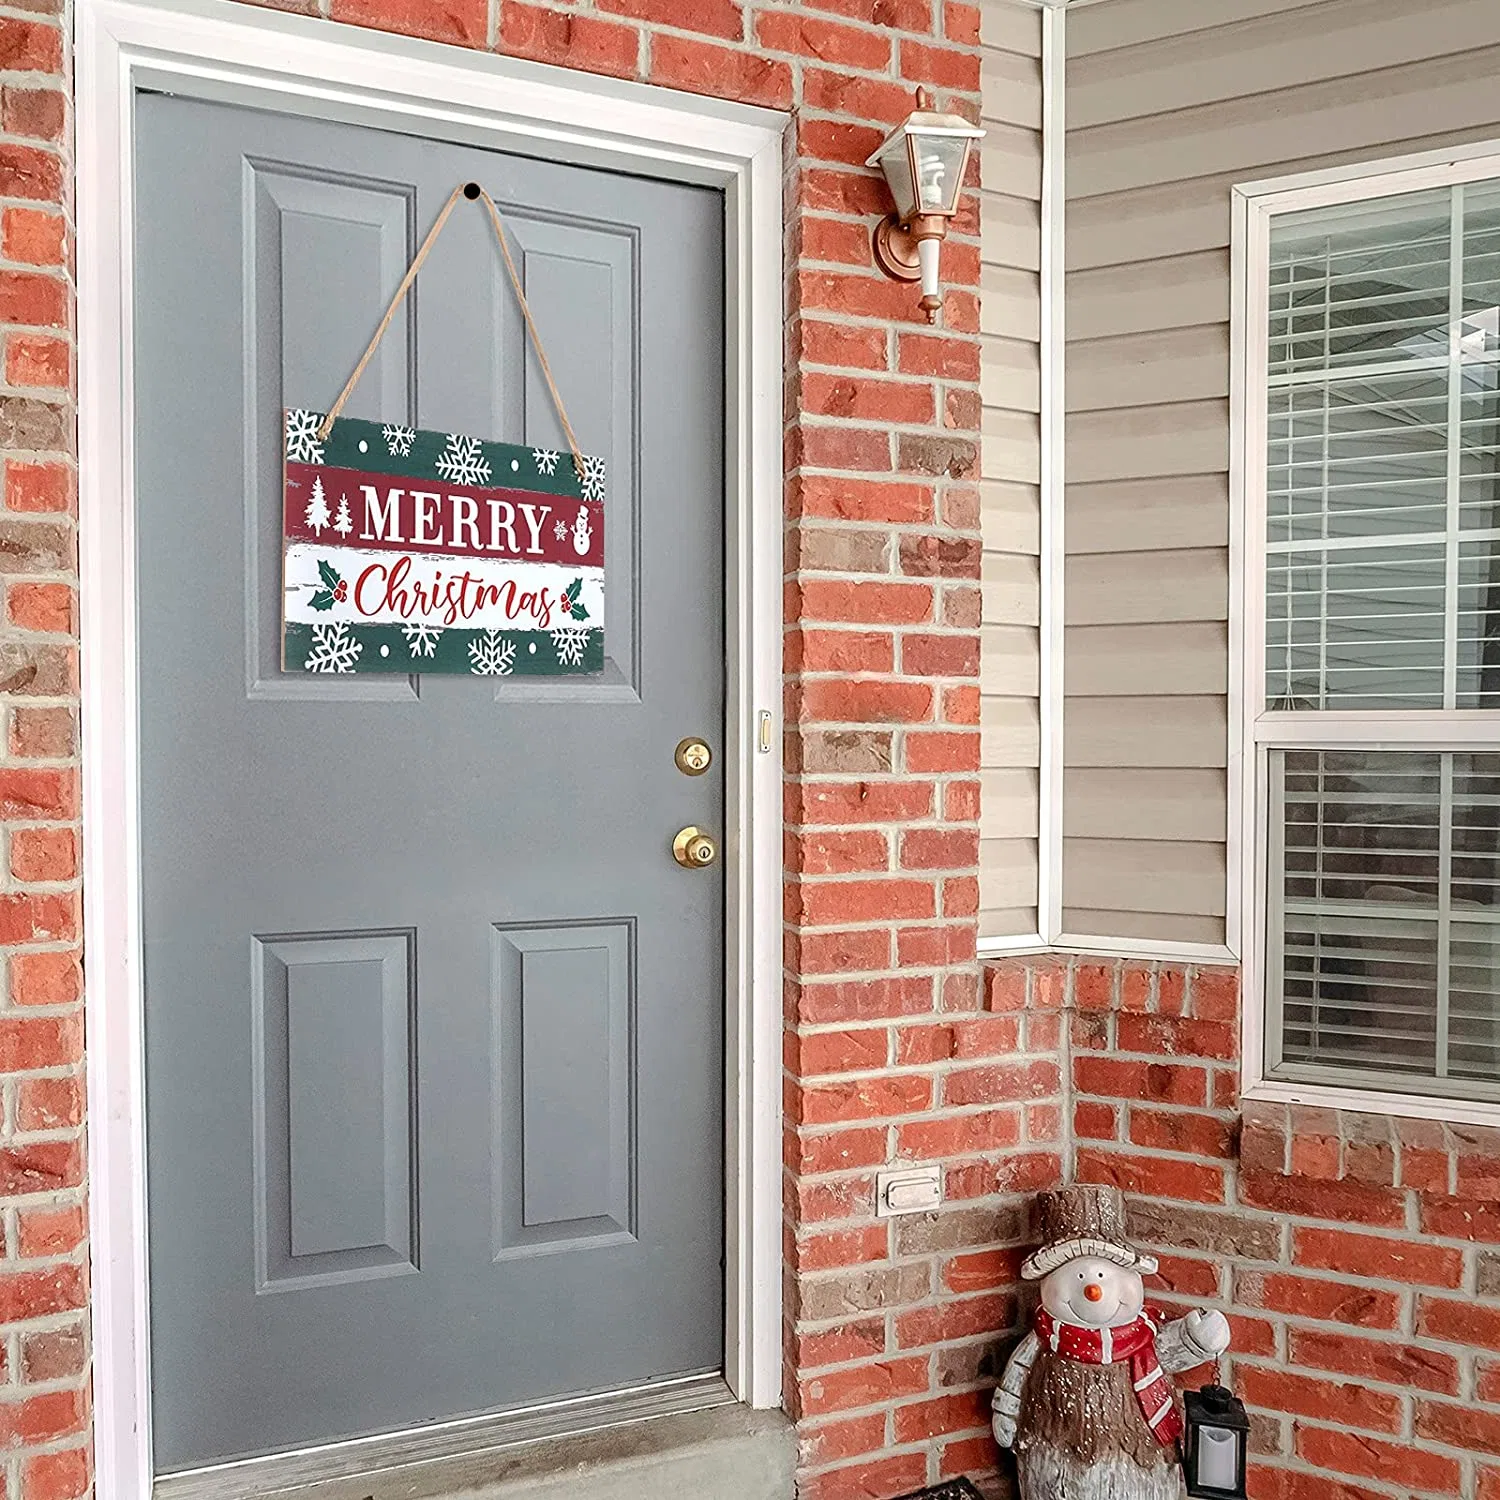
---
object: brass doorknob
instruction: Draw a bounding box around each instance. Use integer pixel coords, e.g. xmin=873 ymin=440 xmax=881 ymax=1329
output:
xmin=673 ymin=826 xmax=719 ymax=869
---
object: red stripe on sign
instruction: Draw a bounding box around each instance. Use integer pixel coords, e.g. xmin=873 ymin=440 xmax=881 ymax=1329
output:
xmin=284 ymin=462 xmax=603 ymax=567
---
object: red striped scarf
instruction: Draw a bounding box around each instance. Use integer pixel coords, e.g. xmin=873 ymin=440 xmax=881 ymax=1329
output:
xmin=1034 ymin=1305 xmax=1182 ymax=1445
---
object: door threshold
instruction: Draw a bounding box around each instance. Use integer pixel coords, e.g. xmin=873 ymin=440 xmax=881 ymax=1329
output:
xmin=154 ymin=1372 xmax=735 ymax=1500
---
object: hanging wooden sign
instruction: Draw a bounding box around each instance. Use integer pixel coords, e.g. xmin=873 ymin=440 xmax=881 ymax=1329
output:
xmin=279 ymin=180 xmax=606 ymax=677
xmin=282 ymin=411 xmax=604 ymax=675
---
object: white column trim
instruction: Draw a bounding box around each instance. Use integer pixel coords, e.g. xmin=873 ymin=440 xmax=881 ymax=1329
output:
xmin=1037 ymin=0 xmax=1066 ymax=947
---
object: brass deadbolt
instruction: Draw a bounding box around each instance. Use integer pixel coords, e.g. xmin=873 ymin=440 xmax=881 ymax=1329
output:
xmin=672 ymin=826 xmax=719 ymax=869
xmin=675 ymin=737 xmax=712 ymax=776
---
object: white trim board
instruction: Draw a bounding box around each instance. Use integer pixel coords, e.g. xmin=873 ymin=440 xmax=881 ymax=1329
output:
xmin=76 ymin=2 xmax=786 ymax=1492
xmin=977 ymin=934 xmax=1237 ymax=966
xmin=1231 ymin=138 xmax=1500 ymax=1129
xmin=1037 ymin=1 xmax=1066 ymax=949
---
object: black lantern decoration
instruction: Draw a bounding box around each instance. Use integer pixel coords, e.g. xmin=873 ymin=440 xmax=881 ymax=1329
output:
xmin=1181 ymin=1383 xmax=1250 ymax=1499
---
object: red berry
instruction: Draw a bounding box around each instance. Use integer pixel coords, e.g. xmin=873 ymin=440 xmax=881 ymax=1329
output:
xmin=333 ymin=581 xmax=347 ymax=602
xmin=560 ymin=595 xmax=572 ymax=613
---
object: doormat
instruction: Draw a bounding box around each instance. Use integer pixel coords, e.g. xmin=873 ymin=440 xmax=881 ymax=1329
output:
xmin=893 ymin=1482 xmax=985 ymax=1500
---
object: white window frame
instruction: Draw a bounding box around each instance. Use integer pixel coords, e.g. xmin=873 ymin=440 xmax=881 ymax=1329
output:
xmin=1235 ymin=139 xmax=1500 ymax=1128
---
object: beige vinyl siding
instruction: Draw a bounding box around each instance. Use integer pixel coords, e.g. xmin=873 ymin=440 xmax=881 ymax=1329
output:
xmin=980 ymin=0 xmax=1043 ymax=940
xmin=1063 ymin=0 xmax=1500 ymax=946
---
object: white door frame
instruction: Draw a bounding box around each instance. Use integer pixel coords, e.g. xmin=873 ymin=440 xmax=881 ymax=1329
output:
xmin=77 ymin=2 xmax=786 ymax=1491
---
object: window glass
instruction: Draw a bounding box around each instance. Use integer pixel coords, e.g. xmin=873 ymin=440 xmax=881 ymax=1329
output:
xmin=1265 ymin=185 xmax=1500 ymax=710
xmin=1272 ymin=748 xmax=1500 ymax=1099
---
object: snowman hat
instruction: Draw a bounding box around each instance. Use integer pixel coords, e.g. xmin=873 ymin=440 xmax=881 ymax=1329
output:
xmin=1020 ymin=1184 xmax=1159 ymax=1281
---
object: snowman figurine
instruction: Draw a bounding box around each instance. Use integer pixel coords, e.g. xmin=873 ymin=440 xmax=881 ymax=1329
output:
xmin=993 ymin=1185 xmax=1231 ymax=1500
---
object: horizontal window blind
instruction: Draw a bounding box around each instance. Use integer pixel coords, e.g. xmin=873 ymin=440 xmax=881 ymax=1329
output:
xmin=1259 ymin=176 xmax=1500 ymax=1107
xmin=1272 ymin=750 xmax=1500 ymax=1098
xmin=1266 ymin=185 xmax=1500 ymax=711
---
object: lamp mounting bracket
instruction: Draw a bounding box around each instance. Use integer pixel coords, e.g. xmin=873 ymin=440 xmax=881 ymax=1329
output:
xmin=872 ymin=213 xmax=922 ymax=283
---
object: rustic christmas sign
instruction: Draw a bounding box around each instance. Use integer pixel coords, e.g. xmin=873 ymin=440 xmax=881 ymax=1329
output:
xmin=282 ymin=410 xmax=604 ymax=675
xmin=279 ymin=180 xmax=607 ymax=677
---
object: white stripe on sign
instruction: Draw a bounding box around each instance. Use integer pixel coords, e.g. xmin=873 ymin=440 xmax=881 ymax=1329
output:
xmin=283 ymin=543 xmax=603 ymax=632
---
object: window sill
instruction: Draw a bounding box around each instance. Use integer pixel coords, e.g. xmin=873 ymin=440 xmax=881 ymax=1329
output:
xmin=1242 ymin=1076 xmax=1500 ymax=1131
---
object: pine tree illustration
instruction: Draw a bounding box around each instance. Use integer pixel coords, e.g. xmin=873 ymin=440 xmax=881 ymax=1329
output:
xmin=305 ymin=475 xmax=331 ymax=536
xmin=333 ymin=493 xmax=353 ymax=538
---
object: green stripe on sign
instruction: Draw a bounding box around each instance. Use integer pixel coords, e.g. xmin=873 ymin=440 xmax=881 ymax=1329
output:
xmin=295 ymin=412 xmax=593 ymax=500
xmin=284 ymin=621 xmax=604 ymax=676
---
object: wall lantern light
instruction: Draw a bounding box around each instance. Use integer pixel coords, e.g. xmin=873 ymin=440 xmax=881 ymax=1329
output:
xmin=866 ymin=87 xmax=984 ymax=322
xmin=1181 ymin=1383 xmax=1250 ymax=1499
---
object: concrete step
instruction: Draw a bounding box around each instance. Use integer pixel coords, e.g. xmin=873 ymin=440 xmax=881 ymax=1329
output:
xmin=255 ymin=1403 xmax=796 ymax=1500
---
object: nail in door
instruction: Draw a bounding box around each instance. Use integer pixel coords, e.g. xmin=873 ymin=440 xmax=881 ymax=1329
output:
xmin=133 ymin=95 xmax=726 ymax=1472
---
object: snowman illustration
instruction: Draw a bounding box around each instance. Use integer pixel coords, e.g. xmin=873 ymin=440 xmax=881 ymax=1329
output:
xmin=571 ymin=505 xmax=592 ymax=558
xmin=993 ymin=1185 xmax=1231 ymax=1500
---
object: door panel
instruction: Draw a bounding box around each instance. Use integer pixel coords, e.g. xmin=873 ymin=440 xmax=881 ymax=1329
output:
xmin=493 ymin=920 xmax=634 ymax=1249
xmin=253 ymin=929 xmax=416 ymax=1287
xmin=134 ymin=95 xmax=726 ymax=1472
xmin=247 ymin=162 xmax=417 ymax=701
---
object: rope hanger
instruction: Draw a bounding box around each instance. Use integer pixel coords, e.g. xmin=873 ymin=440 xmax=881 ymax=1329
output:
xmin=315 ymin=182 xmax=587 ymax=479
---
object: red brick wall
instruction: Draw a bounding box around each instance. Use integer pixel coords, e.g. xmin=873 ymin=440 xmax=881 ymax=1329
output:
xmin=788 ymin=947 xmax=1063 ymax=1497
xmin=43 ymin=4 xmax=1500 ymax=1495
xmin=0 ymin=2 xmax=88 ymax=1497
xmin=993 ymin=953 xmax=1500 ymax=1500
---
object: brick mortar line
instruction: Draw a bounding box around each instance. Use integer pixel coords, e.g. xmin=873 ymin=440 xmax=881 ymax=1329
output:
xmin=1229 ymin=1352 xmax=1487 ymax=1396
xmin=795 ymin=1199 xmax=1052 ymax=1236
xmin=780 ymin=501 xmax=978 ymax=519
xmin=794 ymin=1059 xmax=1059 ymax=1083
xmin=796 ymin=1059 xmax=1057 ymax=1080
xmin=0 ymin=245 xmax=72 ymax=265
xmin=632 ymin=19 xmax=971 ymax=64
xmin=792 ymin=420 xmax=980 ymax=440
xmin=792 ymin=1038 xmax=1050 ymax=1050
xmin=795 ymin=294 xmax=987 ymax=325
xmin=794 ymin=237 xmax=986 ymax=265
xmin=0 ymin=1190 xmax=85 ymax=1212
xmin=0 ymin=81 xmax=69 ymax=99
xmin=0 ymin=1250 xmax=88 ymax=1272
xmin=790 ymin=666 xmax=988 ymax=676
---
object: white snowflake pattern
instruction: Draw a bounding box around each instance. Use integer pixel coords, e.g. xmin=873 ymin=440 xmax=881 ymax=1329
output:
xmin=436 ymin=434 xmax=492 ymax=487
xmin=553 ymin=520 xmax=569 ymax=542
xmin=382 ymin=423 xmax=416 ymax=458
xmin=304 ymin=622 xmax=362 ymax=674
xmin=574 ymin=453 xmax=606 ymax=503
xmin=468 ymin=630 xmax=516 ymax=676
xmin=285 ymin=408 xmax=325 ymax=465
xmin=551 ymin=626 xmax=593 ymax=669
xmin=400 ymin=622 xmax=443 ymax=659
xmin=532 ymin=448 xmax=560 ymax=477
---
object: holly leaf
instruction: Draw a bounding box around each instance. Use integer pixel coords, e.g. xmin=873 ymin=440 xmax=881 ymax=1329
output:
xmin=565 ymin=578 xmax=583 ymax=602
xmin=569 ymin=600 xmax=589 ymax=623
xmin=317 ymin=559 xmax=342 ymax=590
xmin=310 ymin=588 xmax=335 ymax=612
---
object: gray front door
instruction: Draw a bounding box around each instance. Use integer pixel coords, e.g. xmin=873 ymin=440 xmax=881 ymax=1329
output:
xmin=133 ymin=94 xmax=726 ymax=1473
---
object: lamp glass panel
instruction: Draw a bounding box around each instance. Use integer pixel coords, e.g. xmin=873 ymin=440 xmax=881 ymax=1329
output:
xmin=1195 ymin=1426 xmax=1239 ymax=1490
xmin=912 ymin=135 xmax=969 ymax=215
xmin=875 ymin=138 xmax=917 ymax=220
